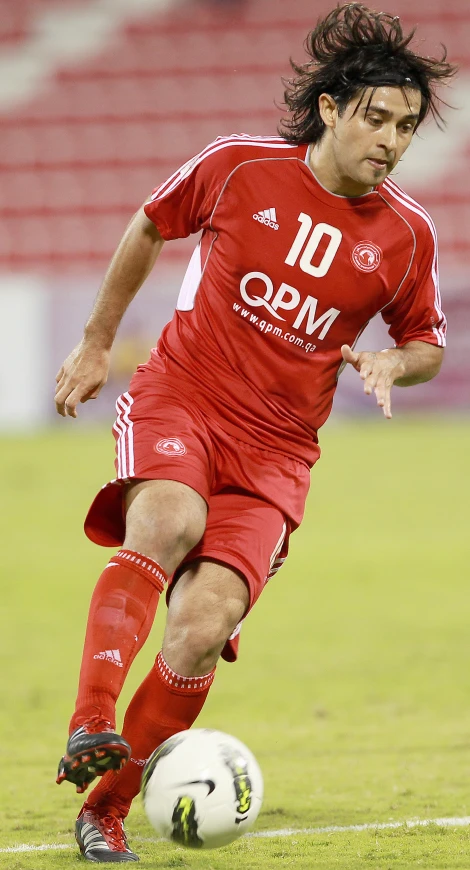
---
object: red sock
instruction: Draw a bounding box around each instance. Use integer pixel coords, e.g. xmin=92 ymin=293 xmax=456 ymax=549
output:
xmin=70 ymin=550 xmax=167 ymax=734
xmin=85 ymin=651 xmax=215 ymax=816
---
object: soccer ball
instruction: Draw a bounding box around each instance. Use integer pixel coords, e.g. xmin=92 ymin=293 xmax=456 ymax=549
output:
xmin=141 ymin=729 xmax=264 ymax=849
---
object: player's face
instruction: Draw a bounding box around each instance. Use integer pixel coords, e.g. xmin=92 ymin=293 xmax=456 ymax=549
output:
xmin=318 ymin=86 xmax=421 ymax=196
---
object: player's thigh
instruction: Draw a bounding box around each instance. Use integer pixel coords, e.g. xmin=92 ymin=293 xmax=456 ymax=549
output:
xmin=112 ymin=370 xmax=214 ymax=498
xmin=163 ymin=559 xmax=249 ymax=675
xmin=166 ymin=491 xmax=290 ymax=663
xmin=85 ymin=367 xmax=215 ymax=558
xmin=123 ymin=479 xmax=208 ymax=575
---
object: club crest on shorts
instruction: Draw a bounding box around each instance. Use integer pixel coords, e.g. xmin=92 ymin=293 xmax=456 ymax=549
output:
xmin=155 ymin=438 xmax=187 ymax=456
xmin=351 ymin=241 xmax=383 ymax=273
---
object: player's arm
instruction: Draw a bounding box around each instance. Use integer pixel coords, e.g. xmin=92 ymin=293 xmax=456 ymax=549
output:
xmin=343 ymin=217 xmax=447 ymax=419
xmin=55 ymin=205 xmax=164 ymax=418
xmin=341 ymin=341 xmax=444 ymax=419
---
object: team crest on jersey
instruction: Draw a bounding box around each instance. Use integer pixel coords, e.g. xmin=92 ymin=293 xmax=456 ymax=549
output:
xmin=155 ymin=438 xmax=187 ymax=456
xmin=351 ymin=241 xmax=383 ymax=273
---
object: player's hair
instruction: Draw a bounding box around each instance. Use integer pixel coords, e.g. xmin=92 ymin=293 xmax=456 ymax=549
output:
xmin=279 ymin=3 xmax=457 ymax=144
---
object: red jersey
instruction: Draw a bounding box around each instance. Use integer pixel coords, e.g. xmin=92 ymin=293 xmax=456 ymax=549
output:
xmin=144 ymin=135 xmax=446 ymax=467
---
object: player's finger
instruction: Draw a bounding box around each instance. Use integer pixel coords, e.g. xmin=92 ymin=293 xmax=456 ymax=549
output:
xmin=55 ymin=365 xmax=64 ymax=383
xmin=359 ymin=352 xmax=381 ymax=381
xmin=359 ymin=362 xmax=374 ymax=381
xmin=64 ymin=386 xmax=84 ymax=418
xmin=374 ymin=376 xmax=393 ymax=418
xmin=363 ymin=369 xmax=380 ymax=395
xmin=341 ymin=344 xmax=360 ymax=369
xmin=54 ymin=371 xmax=69 ymax=396
xmin=372 ymin=371 xmax=387 ymax=404
xmin=54 ymin=376 xmax=75 ymax=402
xmin=54 ymin=383 xmax=72 ymax=416
xmin=55 ymin=381 xmax=82 ymax=417
xmin=378 ymin=390 xmax=392 ymax=418
xmin=80 ymin=386 xmax=102 ymax=402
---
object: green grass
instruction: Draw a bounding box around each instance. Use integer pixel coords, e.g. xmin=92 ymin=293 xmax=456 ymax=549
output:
xmin=1 ymin=417 xmax=469 ymax=869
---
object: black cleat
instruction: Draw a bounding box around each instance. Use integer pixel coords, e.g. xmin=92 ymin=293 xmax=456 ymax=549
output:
xmin=75 ymin=804 xmax=139 ymax=862
xmin=57 ymin=719 xmax=131 ymax=794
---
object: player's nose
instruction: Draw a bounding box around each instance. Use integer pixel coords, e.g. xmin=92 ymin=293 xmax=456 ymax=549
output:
xmin=378 ymin=123 xmax=397 ymax=154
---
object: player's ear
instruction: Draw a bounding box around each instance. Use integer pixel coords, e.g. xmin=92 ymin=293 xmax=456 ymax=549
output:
xmin=318 ymin=93 xmax=339 ymax=130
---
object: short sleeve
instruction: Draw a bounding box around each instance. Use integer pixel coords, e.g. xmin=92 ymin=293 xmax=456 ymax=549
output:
xmin=381 ymin=223 xmax=446 ymax=348
xmin=144 ymin=140 xmax=231 ymax=241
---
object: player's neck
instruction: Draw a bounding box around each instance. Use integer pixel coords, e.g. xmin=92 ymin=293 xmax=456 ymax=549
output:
xmin=308 ymin=143 xmax=374 ymax=198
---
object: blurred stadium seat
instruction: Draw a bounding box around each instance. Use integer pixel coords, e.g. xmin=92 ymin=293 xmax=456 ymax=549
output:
xmin=1 ymin=0 xmax=469 ymax=271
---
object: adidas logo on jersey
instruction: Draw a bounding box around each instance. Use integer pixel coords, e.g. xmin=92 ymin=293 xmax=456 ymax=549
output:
xmin=252 ymin=208 xmax=279 ymax=230
xmin=93 ymin=649 xmax=123 ymax=667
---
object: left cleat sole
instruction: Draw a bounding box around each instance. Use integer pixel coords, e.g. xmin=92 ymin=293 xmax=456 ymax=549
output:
xmin=57 ymin=740 xmax=131 ymax=793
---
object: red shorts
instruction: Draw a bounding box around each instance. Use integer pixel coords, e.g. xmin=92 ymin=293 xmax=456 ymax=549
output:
xmin=85 ymin=365 xmax=311 ymax=661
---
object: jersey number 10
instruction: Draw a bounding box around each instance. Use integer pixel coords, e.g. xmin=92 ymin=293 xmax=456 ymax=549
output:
xmin=285 ymin=214 xmax=342 ymax=278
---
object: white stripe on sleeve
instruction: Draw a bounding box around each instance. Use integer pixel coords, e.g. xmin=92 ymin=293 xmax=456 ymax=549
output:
xmin=382 ymin=180 xmax=446 ymax=346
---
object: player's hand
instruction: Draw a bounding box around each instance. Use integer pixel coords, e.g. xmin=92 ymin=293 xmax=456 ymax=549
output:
xmin=341 ymin=344 xmax=406 ymax=419
xmin=55 ymin=340 xmax=111 ymax=418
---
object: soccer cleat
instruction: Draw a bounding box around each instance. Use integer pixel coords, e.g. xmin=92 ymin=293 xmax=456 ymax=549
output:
xmin=75 ymin=804 xmax=139 ymax=862
xmin=57 ymin=717 xmax=131 ymax=794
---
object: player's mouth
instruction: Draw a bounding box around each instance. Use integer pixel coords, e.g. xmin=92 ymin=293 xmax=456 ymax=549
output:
xmin=367 ymin=158 xmax=389 ymax=170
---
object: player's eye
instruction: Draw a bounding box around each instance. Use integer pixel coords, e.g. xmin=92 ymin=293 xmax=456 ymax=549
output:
xmin=367 ymin=116 xmax=383 ymax=126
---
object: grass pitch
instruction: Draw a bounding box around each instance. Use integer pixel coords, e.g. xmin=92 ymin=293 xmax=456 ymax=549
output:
xmin=1 ymin=417 xmax=469 ymax=869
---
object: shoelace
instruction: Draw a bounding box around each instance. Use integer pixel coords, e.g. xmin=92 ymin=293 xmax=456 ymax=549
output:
xmin=101 ymin=814 xmax=128 ymax=851
xmin=81 ymin=714 xmax=114 ymax=734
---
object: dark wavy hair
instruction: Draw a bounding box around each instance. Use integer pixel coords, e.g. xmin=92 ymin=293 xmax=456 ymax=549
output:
xmin=279 ymin=4 xmax=457 ymax=144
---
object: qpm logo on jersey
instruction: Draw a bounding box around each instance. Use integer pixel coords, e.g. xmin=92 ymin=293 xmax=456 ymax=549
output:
xmin=351 ymin=241 xmax=383 ymax=273
xmin=237 ymin=216 xmax=346 ymax=346
xmin=240 ymin=272 xmax=341 ymax=339
xmin=155 ymin=438 xmax=186 ymax=456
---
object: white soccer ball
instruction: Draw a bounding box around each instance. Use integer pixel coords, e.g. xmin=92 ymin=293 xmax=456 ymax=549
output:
xmin=141 ymin=729 xmax=264 ymax=849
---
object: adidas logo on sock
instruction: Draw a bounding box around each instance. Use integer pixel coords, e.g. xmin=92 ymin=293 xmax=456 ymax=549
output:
xmin=93 ymin=649 xmax=123 ymax=667
xmin=252 ymin=207 xmax=279 ymax=230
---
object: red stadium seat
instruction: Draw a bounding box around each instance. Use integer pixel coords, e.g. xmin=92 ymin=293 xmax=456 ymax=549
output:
xmin=0 ymin=0 xmax=468 ymax=270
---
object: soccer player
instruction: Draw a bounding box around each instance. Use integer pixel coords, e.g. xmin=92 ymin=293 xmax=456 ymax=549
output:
xmin=54 ymin=4 xmax=455 ymax=861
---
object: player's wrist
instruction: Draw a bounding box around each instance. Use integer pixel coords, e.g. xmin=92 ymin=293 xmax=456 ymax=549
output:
xmin=82 ymin=325 xmax=115 ymax=352
xmin=391 ymin=352 xmax=407 ymax=382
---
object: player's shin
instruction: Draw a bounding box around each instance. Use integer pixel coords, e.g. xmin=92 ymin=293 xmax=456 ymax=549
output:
xmin=84 ymin=650 xmax=215 ymax=816
xmin=70 ymin=550 xmax=167 ymax=733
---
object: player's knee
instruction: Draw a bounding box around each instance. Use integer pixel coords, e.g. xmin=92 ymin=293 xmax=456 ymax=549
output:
xmin=164 ymin=606 xmax=241 ymax=675
xmin=158 ymin=510 xmax=204 ymax=556
xmin=123 ymin=480 xmax=207 ymax=572
xmin=124 ymin=514 xmax=204 ymax=573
